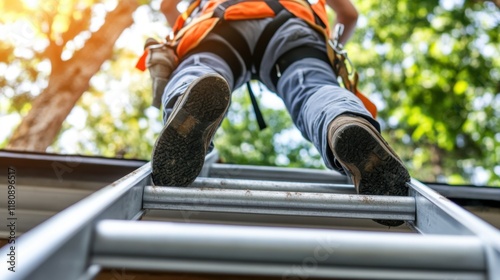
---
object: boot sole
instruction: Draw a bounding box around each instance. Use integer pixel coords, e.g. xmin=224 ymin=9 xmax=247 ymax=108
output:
xmin=152 ymin=74 xmax=230 ymax=186
xmin=332 ymin=123 xmax=410 ymax=227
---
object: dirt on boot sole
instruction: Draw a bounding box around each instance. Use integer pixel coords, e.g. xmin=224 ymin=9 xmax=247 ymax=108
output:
xmin=331 ymin=121 xmax=411 ymax=227
xmin=152 ymin=74 xmax=230 ymax=186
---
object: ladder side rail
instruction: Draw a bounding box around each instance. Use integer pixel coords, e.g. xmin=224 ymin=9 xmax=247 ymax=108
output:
xmin=0 ymin=163 xmax=151 ymax=280
xmin=409 ymin=179 xmax=500 ymax=280
xmin=92 ymin=220 xmax=486 ymax=280
xmin=425 ymin=183 xmax=500 ymax=202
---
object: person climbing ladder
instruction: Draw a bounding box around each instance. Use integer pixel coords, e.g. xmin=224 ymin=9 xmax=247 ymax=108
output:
xmin=143 ymin=0 xmax=411 ymax=226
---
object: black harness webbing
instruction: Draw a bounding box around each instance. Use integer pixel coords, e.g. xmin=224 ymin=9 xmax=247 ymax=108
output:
xmin=252 ymin=9 xmax=293 ymax=80
xmin=183 ymin=39 xmax=242 ymax=80
xmin=246 ymin=81 xmax=267 ymax=130
xmin=270 ymin=46 xmax=331 ymax=86
xmin=182 ymin=20 xmax=252 ymax=83
xmin=181 ymin=1 xmax=327 ymax=130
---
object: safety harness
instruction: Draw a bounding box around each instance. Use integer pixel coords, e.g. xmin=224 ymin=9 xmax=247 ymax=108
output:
xmin=137 ymin=0 xmax=377 ymax=126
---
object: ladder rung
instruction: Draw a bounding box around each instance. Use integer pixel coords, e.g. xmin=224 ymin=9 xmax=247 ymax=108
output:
xmin=190 ymin=177 xmax=356 ymax=194
xmin=92 ymin=220 xmax=486 ymax=279
xmin=143 ymin=186 xmax=415 ymax=220
xmin=207 ymin=163 xmax=348 ymax=184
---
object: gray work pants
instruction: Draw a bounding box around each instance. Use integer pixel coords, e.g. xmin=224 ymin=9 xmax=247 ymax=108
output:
xmin=162 ymin=17 xmax=379 ymax=172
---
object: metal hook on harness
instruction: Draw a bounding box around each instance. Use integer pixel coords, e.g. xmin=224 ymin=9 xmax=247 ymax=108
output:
xmin=331 ymin=23 xmax=345 ymax=52
xmin=329 ymin=23 xmax=354 ymax=76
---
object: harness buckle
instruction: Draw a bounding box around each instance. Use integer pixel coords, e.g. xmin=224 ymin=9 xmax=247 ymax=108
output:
xmin=331 ymin=23 xmax=345 ymax=52
xmin=213 ymin=4 xmax=227 ymax=18
xmin=329 ymin=23 xmax=353 ymax=76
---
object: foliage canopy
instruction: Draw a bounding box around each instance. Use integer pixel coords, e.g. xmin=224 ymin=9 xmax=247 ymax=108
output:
xmin=1 ymin=0 xmax=499 ymax=186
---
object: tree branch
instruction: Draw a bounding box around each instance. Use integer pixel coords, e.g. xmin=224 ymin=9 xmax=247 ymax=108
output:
xmin=8 ymin=0 xmax=140 ymax=151
xmin=40 ymin=5 xmax=63 ymax=69
xmin=61 ymin=7 xmax=92 ymax=44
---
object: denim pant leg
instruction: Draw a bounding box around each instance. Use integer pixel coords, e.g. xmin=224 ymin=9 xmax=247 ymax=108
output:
xmin=161 ymin=52 xmax=235 ymax=153
xmin=259 ymin=18 xmax=380 ymax=171
xmin=276 ymin=58 xmax=380 ymax=171
xmin=161 ymin=52 xmax=235 ymax=124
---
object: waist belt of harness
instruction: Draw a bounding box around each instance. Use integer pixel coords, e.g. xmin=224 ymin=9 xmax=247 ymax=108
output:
xmin=209 ymin=4 xmax=291 ymax=80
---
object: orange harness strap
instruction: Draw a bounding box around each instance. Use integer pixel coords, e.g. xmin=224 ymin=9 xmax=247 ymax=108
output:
xmin=136 ymin=0 xmax=377 ymax=118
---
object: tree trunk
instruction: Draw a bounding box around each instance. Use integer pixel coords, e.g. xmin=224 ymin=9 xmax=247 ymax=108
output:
xmin=430 ymin=144 xmax=444 ymax=181
xmin=7 ymin=0 xmax=139 ymax=152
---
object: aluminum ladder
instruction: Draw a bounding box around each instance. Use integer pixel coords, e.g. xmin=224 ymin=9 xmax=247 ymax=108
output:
xmin=1 ymin=153 xmax=499 ymax=280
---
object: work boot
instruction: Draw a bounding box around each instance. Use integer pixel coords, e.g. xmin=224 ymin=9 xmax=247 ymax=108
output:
xmin=152 ymin=73 xmax=231 ymax=186
xmin=328 ymin=115 xmax=411 ymax=226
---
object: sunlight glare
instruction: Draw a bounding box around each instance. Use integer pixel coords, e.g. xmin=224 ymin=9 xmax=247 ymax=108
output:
xmin=22 ymin=0 xmax=39 ymax=9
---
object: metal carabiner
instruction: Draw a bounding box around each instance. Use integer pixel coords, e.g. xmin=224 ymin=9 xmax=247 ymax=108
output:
xmin=329 ymin=23 xmax=354 ymax=75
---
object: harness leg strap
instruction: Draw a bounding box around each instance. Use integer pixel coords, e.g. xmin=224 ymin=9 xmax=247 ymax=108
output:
xmin=180 ymin=33 xmax=268 ymax=130
xmin=271 ymin=46 xmax=331 ymax=87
